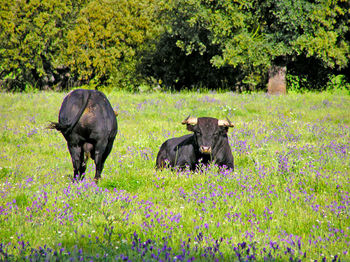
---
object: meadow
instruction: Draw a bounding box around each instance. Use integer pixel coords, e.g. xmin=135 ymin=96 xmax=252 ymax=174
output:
xmin=0 ymin=90 xmax=349 ymax=261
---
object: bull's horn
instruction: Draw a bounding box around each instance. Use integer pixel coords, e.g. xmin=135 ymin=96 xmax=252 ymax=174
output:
xmin=218 ymin=118 xmax=234 ymax=127
xmin=182 ymin=116 xmax=198 ymax=125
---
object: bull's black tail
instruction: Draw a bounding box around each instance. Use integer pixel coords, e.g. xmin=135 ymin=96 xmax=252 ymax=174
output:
xmin=46 ymin=121 xmax=68 ymax=132
xmin=47 ymin=90 xmax=91 ymax=135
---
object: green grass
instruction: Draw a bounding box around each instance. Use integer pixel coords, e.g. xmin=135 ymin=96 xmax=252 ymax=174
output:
xmin=0 ymin=90 xmax=349 ymax=261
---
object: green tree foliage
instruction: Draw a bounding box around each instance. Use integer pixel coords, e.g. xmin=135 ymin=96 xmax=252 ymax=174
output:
xmin=0 ymin=0 xmax=157 ymax=91
xmin=66 ymin=0 xmax=157 ymax=89
xmin=0 ymin=0 xmax=87 ymax=90
xmin=141 ymin=0 xmax=256 ymax=90
xmin=256 ymin=0 xmax=350 ymax=87
xmin=0 ymin=0 xmax=348 ymax=91
xmin=140 ymin=0 xmax=280 ymax=90
xmin=142 ymin=0 xmax=349 ymax=91
xmin=206 ymin=0 xmax=273 ymax=88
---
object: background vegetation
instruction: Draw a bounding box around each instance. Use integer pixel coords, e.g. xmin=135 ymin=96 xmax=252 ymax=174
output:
xmin=1 ymin=0 xmax=349 ymax=92
xmin=0 ymin=90 xmax=349 ymax=260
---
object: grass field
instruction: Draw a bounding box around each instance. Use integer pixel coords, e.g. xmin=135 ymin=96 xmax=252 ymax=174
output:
xmin=0 ymin=90 xmax=349 ymax=261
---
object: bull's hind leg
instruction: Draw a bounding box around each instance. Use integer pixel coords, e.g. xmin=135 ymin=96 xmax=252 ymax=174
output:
xmin=80 ymin=143 xmax=93 ymax=180
xmin=93 ymin=139 xmax=109 ymax=182
xmin=68 ymin=144 xmax=84 ymax=181
xmin=79 ymin=152 xmax=87 ymax=181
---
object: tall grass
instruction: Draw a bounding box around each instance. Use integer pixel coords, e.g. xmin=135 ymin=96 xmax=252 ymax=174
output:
xmin=0 ymin=90 xmax=349 ymax=261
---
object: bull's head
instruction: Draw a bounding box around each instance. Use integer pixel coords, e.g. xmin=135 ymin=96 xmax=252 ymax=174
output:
xmin=182 ymin=116 xmax=234 ymax=155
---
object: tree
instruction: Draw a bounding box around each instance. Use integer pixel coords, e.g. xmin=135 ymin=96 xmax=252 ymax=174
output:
xmin=0 ymin=0 xmax=158 ymax=91
xmin=65 ymin=0 xmax=157 ymax=89
xmin=255 ymin=0 xmax=350 ymax=91
xmin=0 ymin=0 xmax=87 ymax=91
xmin=141 ymin=0 xmax=257 ymax=90
xmin=142 ymin=0 xmax=349 ymax=91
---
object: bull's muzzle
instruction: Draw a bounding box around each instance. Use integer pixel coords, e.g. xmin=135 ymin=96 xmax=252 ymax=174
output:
xmin=200 ymin=146 xmax=212 ymax=154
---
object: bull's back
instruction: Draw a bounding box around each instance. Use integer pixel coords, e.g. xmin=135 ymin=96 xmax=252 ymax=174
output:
xmin=59 ymin=89 xmax=117 ymax=138
xmin=78 ymin=92 xmax=116 ymax=131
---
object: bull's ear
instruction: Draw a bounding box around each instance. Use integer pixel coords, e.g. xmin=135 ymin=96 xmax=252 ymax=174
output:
xmin=186 ymin=123 xmax=196 ymax=132
xmin=219 ymin=126 xmax=229 ymax=133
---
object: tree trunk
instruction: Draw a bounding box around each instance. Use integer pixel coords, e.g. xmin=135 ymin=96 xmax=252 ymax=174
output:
xmin=267 ymin=64 xmax=287 ymax=95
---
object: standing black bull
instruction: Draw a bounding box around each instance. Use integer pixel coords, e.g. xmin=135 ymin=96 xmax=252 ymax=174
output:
xmin=156 ymin=116 xmax=234 ymax=170
xmin=48 ymin=89 xmax=118 ymax=181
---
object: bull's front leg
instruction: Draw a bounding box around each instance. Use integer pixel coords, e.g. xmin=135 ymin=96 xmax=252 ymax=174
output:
xmin=213 ymin=149 xmax=234 ymax=171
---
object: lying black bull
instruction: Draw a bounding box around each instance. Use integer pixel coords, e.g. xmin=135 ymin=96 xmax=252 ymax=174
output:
xmin=48 ymin=89 xmax=118 ymax=181
xmin=156 ymin=116 xmax=234 ymax=170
